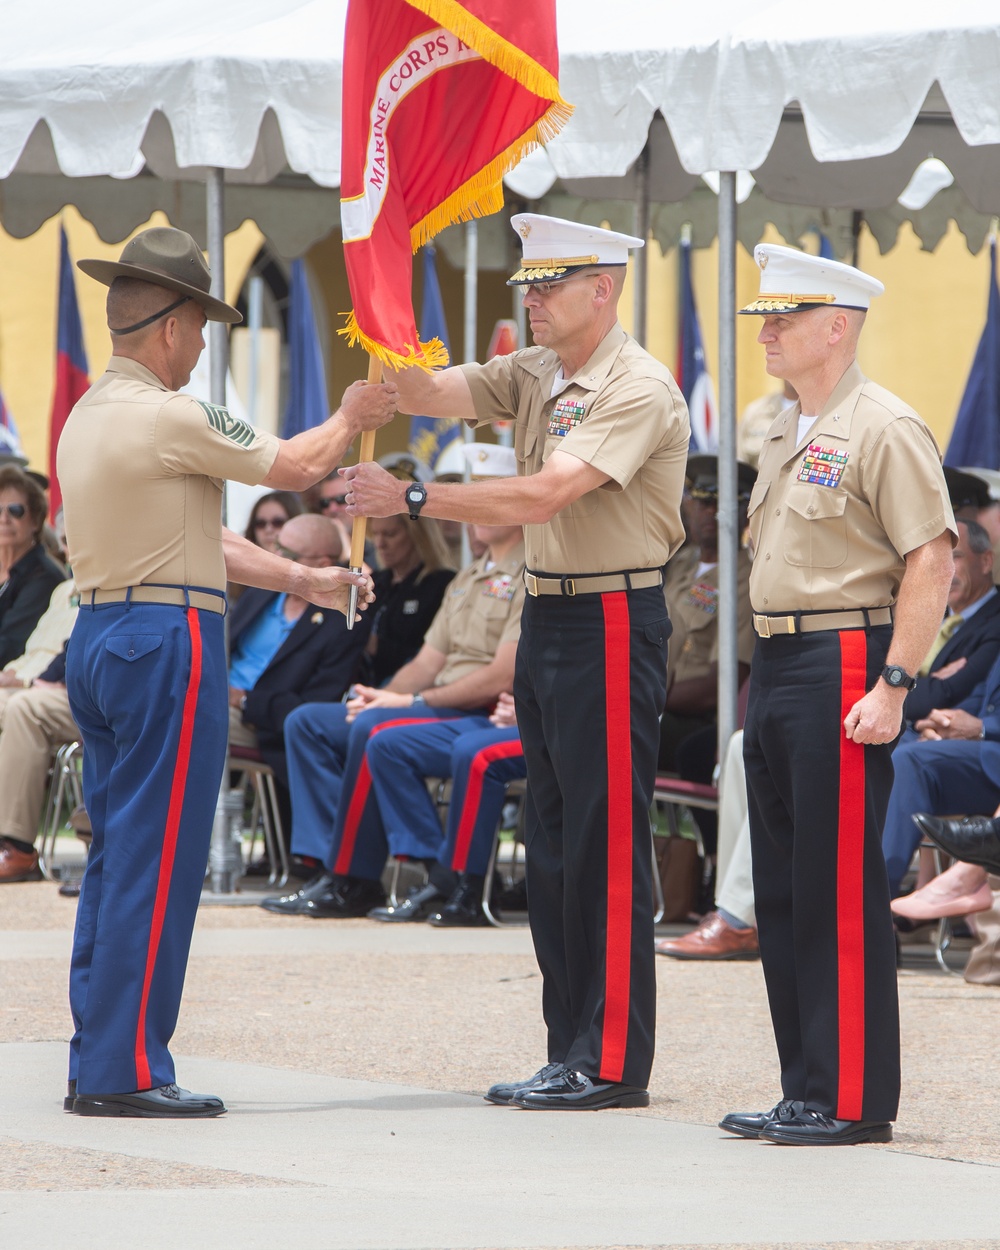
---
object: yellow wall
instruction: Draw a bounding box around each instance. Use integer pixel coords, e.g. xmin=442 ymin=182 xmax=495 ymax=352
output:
xmin=0 ymin=207 xmax=993 ymax=471
xmin=0 ymin=207 xmax=263 ymax=472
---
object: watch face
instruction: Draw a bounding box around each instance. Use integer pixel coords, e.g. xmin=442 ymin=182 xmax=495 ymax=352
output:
xmin=887 ymin=669 xmax=902 ymax=685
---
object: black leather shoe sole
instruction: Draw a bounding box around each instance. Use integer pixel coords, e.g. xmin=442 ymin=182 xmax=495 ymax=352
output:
xmin=762 ymin=1120 xmax=892 ymax=1145
xmin=73 ymin=1088 xmax=227 ymax=1118
xmin=484 ymin=1062 xmax=565 ymax=1106
xmin=427 ymin=906 xmax=489 ymax=927
xmin=63 ymin=1080 xmax=77 ymax=1113
xmin=513 ymin=1085 xmax=649 ymax=1111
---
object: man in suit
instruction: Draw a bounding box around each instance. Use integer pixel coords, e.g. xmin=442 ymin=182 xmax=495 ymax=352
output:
xmin=882 ymin=645 xmax=1000 ymax=896
xmin=903 ymin=518 xmax=1000 ymax=726
xmin=228 ymin=512 xmax=370 ymax=815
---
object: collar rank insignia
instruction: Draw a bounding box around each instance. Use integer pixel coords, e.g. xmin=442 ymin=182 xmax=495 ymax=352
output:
xmin=483 ymin=573 xmax=515 ymax=602
xmin=797 ymin=443 xmax=849 ymax=488
xmin=547 ymin=397 xmax=587 ymax=438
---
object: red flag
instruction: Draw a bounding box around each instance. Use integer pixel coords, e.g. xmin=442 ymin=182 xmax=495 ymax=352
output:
xmin=49 ymin=226 xmax=90 ymax=519
xmin=339 ymin=0 xmax=571 ymax=371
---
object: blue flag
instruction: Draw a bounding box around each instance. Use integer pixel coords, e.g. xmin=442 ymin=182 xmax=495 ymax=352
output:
xmin=281 ymin=259 xmax=330 ymax=439
xmin=946 ymin=239 xmax=1000 ymax=469
xmin=409 ymin=247 xmax=460 ymax=471
xmin=677 ymin=237 xmax=717 ymax=452
xmin=0 ymin=390 xmax=20 ymax=454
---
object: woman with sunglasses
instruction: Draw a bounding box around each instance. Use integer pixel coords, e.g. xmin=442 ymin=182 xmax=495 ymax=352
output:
xmin=243 ymin=491 xmax=304 ymax=554
xmin=0 ymin=465 xmax=67 ymax=669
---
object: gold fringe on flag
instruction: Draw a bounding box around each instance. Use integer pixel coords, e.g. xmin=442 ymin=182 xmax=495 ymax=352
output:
xmin=337 ymin=311 xmax=451 ymax=373
xmin=410 ymin=100 xmax=574 ymax=250
xmin=411 ymin=0 xmax=566 ymax=101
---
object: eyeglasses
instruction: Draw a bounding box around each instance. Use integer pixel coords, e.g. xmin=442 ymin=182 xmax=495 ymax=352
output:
xmin=319 ymin=494 xmax=348 ymax=508
xmin=278 ymin=545 xmax=345 ymax=567
xmin=515 ymin=272 xmax=598 ymax=298
xmin=0 ymin=503 xmax=26 ymax=519
xmin=253 ymin=516 xmax=286 ymax=530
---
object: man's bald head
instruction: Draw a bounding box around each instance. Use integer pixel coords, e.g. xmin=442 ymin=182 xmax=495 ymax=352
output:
xmin=279 ymin=513 xmax=345 ymax=564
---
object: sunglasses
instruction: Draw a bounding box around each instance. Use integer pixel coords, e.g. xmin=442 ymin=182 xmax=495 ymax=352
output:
xmin=0 ymin=503 xmax=26 ymax=519
xmin=319 ymin=494 xmax=348 ymax=508
xmin=253 ymin=516 xmax=286 ymax=530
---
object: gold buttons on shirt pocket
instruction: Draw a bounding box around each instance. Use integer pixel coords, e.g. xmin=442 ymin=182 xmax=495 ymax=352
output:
xmin=782 ymin=486 xmax=848 ymax=569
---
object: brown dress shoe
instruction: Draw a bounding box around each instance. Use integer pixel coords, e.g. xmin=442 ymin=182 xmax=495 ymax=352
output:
xmin=0 ymin=838 xmax=41 ymax=883
xmin=655 ymin=910 xmax=759 ymax=960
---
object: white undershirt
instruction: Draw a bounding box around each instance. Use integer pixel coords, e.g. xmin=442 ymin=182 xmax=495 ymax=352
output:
xmin=797 ymin=414 xmax=819 ymax=444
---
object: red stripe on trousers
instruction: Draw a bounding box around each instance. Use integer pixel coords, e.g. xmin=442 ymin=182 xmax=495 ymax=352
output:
xmin=134 ymin=607 xmax=203 ymax=1089
xmin=450 ymin=739 xmax=525 ymax=871
xmin=837 ymin=630 xmax=868 ymax=1120
xmin=332 ymin=715 xmax=442 ymax=875
xmin=601 ymin=592 xmax=633 ymax=1082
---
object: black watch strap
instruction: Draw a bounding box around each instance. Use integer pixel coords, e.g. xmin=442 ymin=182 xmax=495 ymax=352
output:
xmin=881 ymin=663 xmax=917 ymax=691
xmin=405 ymin=482 xmax=427 ymax=520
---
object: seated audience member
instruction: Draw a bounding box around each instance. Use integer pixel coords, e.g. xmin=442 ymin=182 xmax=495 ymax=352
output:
xmin=0 ymin=646 xmax=78 ymax=882
xmin=944 ymin=465 xmax=1000 ymax=583
xmin=881 ymin=648 xmax=1000 ymax=897
xmin=242 ymin=491 xmax=304 ymax=554
xmin=264 ymin=520 xmax=523 ymax=918
xmin=658 ymin=455 xmax=755 ymax=775
xmin=359 ymin=511 xmax=455 ymax=688
xmin=227 ymin=514 xmax=370 ymax=820
xmin=366 ymin=691 xmax=526 ymax=925
xmin=262 ymin=506 xmax=524 ymax=918
xmin=655 ymin=729 xmax=759 ymax=960
xmin=0 ymin=577 xmax=78 ymax=693
xmin=902 ymin=518 xmax=1000 ymax=727
xmin=893 ymin=805 xmax=1000 ymax=921
xmin=0 ymin=466 xmax=67 ymax=667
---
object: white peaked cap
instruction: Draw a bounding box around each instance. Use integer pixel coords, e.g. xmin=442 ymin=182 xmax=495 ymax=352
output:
xmin=508 ymin=213 xmax=644 ymax=285
xmin=740 ymin=243 xmax=884 ymax=314
xmin=462 ymin=443 xmax=517 ymax=478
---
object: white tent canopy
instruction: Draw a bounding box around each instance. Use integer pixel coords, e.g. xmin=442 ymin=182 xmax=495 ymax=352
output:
xmin=3 ymin=1 xmax=1000 ymax=254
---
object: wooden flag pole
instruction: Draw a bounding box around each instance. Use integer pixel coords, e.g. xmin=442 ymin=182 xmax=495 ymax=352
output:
xmin=346 ymin=354 xmax=384 ymax=628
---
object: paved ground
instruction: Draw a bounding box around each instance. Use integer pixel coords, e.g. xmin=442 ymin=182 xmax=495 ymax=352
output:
xmin=1 ymin=875 xmax=997 ymax=1250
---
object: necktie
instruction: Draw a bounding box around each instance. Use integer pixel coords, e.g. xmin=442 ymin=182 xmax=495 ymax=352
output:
xmin=919 ymin=613 xmax=963 ymax=676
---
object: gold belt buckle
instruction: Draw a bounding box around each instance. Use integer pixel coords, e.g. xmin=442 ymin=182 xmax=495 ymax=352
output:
xmin=755 ymin=614 xmax=771 ymax=639
xmin=563 ymin=578 xmax=576 ymax=597
xmin=525 ymin=572 xmax=538 ymax=597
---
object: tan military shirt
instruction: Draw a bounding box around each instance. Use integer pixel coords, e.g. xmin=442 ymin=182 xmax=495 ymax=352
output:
xmin=747 ymin=361 xmax=956 ymax=613
xmin=664 ymin=545 xmax=754 ymax=685
xmin=58 ymin=358 xmax=279 ymax=595
xmin=424 ymin=542 xmax=526 ymax=686
xmin=738 ymin=389 xmax=792 ymax=468
xmin=461 ymin=325 xmax=688 ymax=574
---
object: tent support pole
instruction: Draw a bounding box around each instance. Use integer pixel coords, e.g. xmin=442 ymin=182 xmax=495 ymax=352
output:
xmin=716 ymin=171 xmax=739 ymax=766
xmin=633 ymin=145 xmax=650 ymax=348
xmin=206 ymin=168 xmax=228 ymax=409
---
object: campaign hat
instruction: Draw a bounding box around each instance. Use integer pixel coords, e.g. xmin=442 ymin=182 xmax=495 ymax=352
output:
xmin=686 ymin=453 xmax=757 ymax=503
xmin=740 ymin=243 xmax=884 ymax=315
xmin=77 ymin=227 xmax=242 ymax=324
xmin=508 ymin=214 xmax=644 ymax=286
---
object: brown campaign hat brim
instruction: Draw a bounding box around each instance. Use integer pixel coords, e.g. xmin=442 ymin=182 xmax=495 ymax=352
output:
xmin=77 ymin=258 xmax=242 ymax=324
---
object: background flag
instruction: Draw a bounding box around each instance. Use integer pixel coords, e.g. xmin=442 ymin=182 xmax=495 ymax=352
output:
xmin=48 ymin=225 xmax=90 ymax=518
xmin=677 ymin=237 xmax=718 ymax=452
xmin=281 ymin=258 xmax=330 ymax=439
xmin=945 ymin=238 xmax=1000 ymax=469
xmin=408 ymin=246 xmax=460 ymax=467
xmin=0 ymin=390 xmax=22 ymax=459
xmin=339 ymin=0 xmax=571 ymax=371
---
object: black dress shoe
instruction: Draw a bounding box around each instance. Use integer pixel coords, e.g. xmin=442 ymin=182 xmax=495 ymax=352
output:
xmin=368 ymin=881 xmax=442 ymax=922
xmin=760 ymin=1108 xmax=892 ymax=1145
xmin=428 ymin=875 xmax=489 ymax=927
xmin=73 ymin=1084 xmax=227 ymax=1118
xmin=484 ymin=1061 xmax=566 ymax=1106
xmin=259 ymin=871 xmax=335 ymax=915
xmin=719 ymin=1098 xmax=804 ymax=1139
xmin=912 ymin=812 xmax=1000 ymax=875
xmin=64 ymin=1079 xmax=77 ymax=1112
xmin=304 ymin=876 xmax=385 ymax=918
xmin=512 ymin=1067 xmax=649 ymax=1110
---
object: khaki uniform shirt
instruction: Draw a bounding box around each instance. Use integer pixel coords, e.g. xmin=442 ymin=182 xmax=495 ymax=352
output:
xmin=747 ymin=362 xmax=956 ymax=614
xmin=424 ymin=542 xmax=526 ymax=687
xmin=58 ymin=358 xmax=279 ymax=595
xmin=738 ymin=390 xmax=792 ymax=468
xmin=664 ymin=545 xmax=754 ymax=686
xmin=461 ymin=325 xmax=688 ymax=574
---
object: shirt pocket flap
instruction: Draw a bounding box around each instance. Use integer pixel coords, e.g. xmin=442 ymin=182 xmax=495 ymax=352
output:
xmin=746 ymin=478 xmax=770 ymax=518
xmin=105 ymin=634 xmax=164 ymax=662
xmin=786 ymin=488 xmax=847 ymax=522
xmin=514 ymin=422 xmax=537 ymax=466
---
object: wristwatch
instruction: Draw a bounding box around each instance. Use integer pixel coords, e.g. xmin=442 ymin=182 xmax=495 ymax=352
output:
xmin=880 ymin=664 xmax=917 ymax=691
xmin=404 ymin=482 xmax=428 ymax=520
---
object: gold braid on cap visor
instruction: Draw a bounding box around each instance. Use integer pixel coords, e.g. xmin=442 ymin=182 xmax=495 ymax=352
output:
xmin=508 ymin=255 xmax=600 ymax=283
xmin=742 ymin=293 xmax=838 ymax=312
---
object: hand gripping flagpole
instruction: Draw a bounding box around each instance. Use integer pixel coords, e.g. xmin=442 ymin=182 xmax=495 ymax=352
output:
xmin=346 ymin=354 xmax=384 ymax=629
